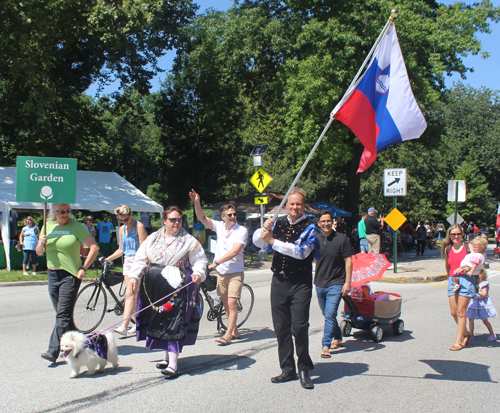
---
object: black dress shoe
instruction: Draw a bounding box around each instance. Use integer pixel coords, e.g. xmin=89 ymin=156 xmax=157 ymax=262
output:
xmin=299 ymin=370 xmax=314 ymax=389
xmin=271 ymin=372 xmax=298 ymax=383
xmin=41 ymin=352 xmax=57 ymax=363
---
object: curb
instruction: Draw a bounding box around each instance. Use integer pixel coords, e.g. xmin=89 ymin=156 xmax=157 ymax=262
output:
xmin=380 ymin=274 xmax=448 ymax=283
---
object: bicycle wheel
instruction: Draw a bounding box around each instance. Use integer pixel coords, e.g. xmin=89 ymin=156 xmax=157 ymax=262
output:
xmin=196 ymin=291 xmax=204 ymax=318
xmin=219 ymin=284 xmax=254 ymax=330
xmin=72 ymin=283 xmax=107 ymax=334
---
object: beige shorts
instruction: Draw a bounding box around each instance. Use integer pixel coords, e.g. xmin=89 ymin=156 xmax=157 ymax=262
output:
xmin=123 ymin=254 xmax=135 ymax=276
xmin=217 ymin=271 xmax=244 ymax=299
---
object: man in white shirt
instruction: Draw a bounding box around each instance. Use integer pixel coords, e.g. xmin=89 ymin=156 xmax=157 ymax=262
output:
xmin=189 ymin=189 xmax=248 ymax=345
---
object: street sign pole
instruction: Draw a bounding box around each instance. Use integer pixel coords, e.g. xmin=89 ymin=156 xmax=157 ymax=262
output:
xmin=260 ymin=204 xmax=264 ymax=230
xmin=393 ymin=197 xmax=397 ymax=273
xmin=454 ymin=181 xmax=459 ymax=225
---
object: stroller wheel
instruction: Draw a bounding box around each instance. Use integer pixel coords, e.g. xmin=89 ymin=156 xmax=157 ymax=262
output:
xmin=340 ymin=320 xmax=352 ymax=337
xmin=371 ymin=326 xmax=383 ymax=343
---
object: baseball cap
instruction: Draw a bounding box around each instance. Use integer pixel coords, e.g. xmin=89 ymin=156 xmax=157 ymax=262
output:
xmin=368 ymin=207 xmax=377 ymax=213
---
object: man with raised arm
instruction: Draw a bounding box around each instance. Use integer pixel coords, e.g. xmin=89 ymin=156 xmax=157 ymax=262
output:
xmin=189 ymin=189 xmax=248 ymax=346
xmin=252 ymin=187 xmax=319 ymax=389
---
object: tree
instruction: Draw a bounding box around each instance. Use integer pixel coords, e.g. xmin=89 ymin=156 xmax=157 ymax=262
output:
xmin=0 ymin=0 xmax=197 ymax=165
xmin=439 ymin=83 xmax=500 ymax=201
xmin=162 ymin=0 xmax=499 ymax=212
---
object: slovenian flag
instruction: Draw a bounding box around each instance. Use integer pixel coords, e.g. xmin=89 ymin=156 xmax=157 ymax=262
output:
xmin=333 ymin=24 xmax=427 ymax=173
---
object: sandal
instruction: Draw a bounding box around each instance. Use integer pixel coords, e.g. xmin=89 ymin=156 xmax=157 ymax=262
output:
xmin=216 ymin=337 xmax=232 ymax=346
xmin=320 ymin=349 xmax=331 ymax=358
xmin=462 ymin=333 xmax=471 ymax=347
xmin=450 ymin=342 xmax=463 ymax=351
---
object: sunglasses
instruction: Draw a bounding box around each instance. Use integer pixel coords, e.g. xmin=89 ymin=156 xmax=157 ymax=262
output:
xmin=167 ymin=218 xmax=183 ymax=223
xmin=119 ymin=218 xmax=129 ymax=223
xmin=225 ymin=213 xmax=237 ymax=218
xmin=450 ymin=233 xmax=463 ymax=237
xmin=55 ymin=209 xmax=71 ymax=214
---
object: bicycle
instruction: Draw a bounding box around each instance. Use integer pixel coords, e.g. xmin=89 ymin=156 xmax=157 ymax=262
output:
xmin=198 ymin=270 xmax=254 ymax=332
xmin=72 ymin=255 xmax=127 ymax=334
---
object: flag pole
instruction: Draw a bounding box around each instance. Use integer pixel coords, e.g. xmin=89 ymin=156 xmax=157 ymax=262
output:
xmin=273 ymin=12 xmax=397 ymax=220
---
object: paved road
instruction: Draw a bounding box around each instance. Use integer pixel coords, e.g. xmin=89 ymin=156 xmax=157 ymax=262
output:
xmin=2 ymin=270 xmax=500 ymax=412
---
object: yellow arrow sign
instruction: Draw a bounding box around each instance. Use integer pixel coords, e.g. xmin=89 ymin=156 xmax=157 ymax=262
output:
xmin=254 ymin=196 xmax=268 ymax=205
xmin=250 ymin=168 xmax=272 ymax=193
xmin=384 ymin=208 xmax=407 ymax=231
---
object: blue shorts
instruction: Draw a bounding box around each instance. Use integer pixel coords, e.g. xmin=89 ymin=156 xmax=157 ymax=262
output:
xmin=360 ymin=238 xmax=369 ymax=253
xmin=447 ymin=274 xmax=476 ymax=298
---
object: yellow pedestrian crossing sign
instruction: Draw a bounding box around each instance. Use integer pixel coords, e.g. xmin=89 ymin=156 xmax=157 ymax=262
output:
xmin=250 ymin=168 xmax=272 ymax=192
xmin=255 ymin=196 xmax=268 ymax=205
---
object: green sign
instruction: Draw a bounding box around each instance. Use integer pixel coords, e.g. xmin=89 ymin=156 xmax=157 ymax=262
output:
xmin=16 ymin=156 xmax=77 ymax=203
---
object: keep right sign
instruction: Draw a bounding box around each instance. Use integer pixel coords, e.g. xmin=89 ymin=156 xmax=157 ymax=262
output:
xmin=384 ymin=168 xmax=407 ymax=197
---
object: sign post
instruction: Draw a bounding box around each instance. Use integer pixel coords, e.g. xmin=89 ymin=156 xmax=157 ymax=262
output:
xmin=447 ymin=180 xmax=466 ymax=225
xmin=384 ymin=168 xmax=407 ymax=273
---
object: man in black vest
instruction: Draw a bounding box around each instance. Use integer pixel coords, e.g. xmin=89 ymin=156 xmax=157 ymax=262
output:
xmin=252 ymin=188 xmax=319 ymax=389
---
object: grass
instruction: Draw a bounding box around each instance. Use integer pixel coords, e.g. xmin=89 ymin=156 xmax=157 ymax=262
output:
xmin=0 ymin=264 xmax=123 ymax=283
xmin=0 ymin=269 xmax=48 ymax=283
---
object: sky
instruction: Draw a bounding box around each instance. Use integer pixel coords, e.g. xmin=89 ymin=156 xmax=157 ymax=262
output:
xmin=85 ymin=0 xmax=500 ymax=96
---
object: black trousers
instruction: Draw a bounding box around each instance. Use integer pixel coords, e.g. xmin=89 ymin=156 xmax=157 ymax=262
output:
xmin=416 ymin=240 xmax=425 ymax=255
xmin=47 ymin=269 xmax=81 ymax=357
xmin=270 ymin=275 xmax=313 ymax=373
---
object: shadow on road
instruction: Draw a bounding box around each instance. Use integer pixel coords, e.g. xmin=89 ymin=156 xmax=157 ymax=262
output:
xmin=180 ymin=353 xmax=256 ymax=376
xmin=420 ymin=359 xmax=497 ymax=382
xmin=313 ymin=362 xmax=369 ymax=384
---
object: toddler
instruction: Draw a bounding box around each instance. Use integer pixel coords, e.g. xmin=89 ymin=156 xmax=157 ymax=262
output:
xmin=466 ymin=269 xmax=497 ymax=341
xmin=453 ymin=235 xmax=488 ymax=293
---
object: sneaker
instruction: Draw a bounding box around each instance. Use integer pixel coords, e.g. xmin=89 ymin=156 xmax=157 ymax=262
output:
xmin=32 ymin=272 xmax=37 ymax=275
xmin=487 ymin=334 xmax=497 ymax=342
xmin=128 ymin=325 xmax=136 ymax=335
xmin=114 ymin=325 xmax=128 ymax=336
xmin=23 ymin=272 xmax=29 ymax=276
xmin=453 ymin=284 xmax=461 ymax=293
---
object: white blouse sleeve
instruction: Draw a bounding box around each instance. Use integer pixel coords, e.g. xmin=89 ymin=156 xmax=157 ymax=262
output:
xmin=190 ymin=242 xmax=208 ymax=282
xmin=128 ymin=242 xmax=149 ymax=281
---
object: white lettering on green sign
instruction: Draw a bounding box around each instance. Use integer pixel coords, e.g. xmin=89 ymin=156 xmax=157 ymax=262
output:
xmin=29 ymin=173 xmax=64 ymax=182
xmin=24 ymin=160 xmax=69 ymax=170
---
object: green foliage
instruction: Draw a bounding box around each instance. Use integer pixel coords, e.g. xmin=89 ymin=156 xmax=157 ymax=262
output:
xmin=439 ymin=83 xmax=500 ymax=200
xmin=0 ymin=0 xmax=197 ymax=165
xmin=160 ymin=0 xmax=499 ymax=214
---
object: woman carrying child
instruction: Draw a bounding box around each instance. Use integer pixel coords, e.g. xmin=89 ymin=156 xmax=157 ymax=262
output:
xmin=451 ymin=235 xmax=488 ymax=293
xmin=442 ymin=225 xmax=475 ymax=351
xmin=467 ymin=269 xmax=497 ymax=342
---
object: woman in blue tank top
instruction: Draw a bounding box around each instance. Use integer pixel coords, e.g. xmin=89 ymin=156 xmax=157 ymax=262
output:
xmin=19 ymin=216 xmax=40 ymax=275
xmin=105 ymin=204 xmax=147 ymax=336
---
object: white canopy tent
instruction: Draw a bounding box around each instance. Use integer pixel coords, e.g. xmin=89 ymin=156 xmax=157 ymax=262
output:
xmin=0 ymin=167 xmax=163 ymax=270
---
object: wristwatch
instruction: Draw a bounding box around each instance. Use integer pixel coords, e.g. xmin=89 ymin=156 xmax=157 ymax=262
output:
xmin=214 ymin=261 xmax=219 ymax=266
xmin=80 ymin=267 xmax=87 ymax=273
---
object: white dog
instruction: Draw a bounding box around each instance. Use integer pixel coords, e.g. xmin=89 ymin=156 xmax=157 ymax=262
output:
xmin=60 ymin=331 xmax=119 ymax=378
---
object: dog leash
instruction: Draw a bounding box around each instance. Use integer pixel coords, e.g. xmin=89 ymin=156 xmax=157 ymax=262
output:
xmin=87 ymin=281 xmax=194 ymax=340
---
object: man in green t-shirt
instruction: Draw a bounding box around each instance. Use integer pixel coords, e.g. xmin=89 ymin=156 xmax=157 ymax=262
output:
xmin=358 ymin=212 xmax=368 ymax=253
